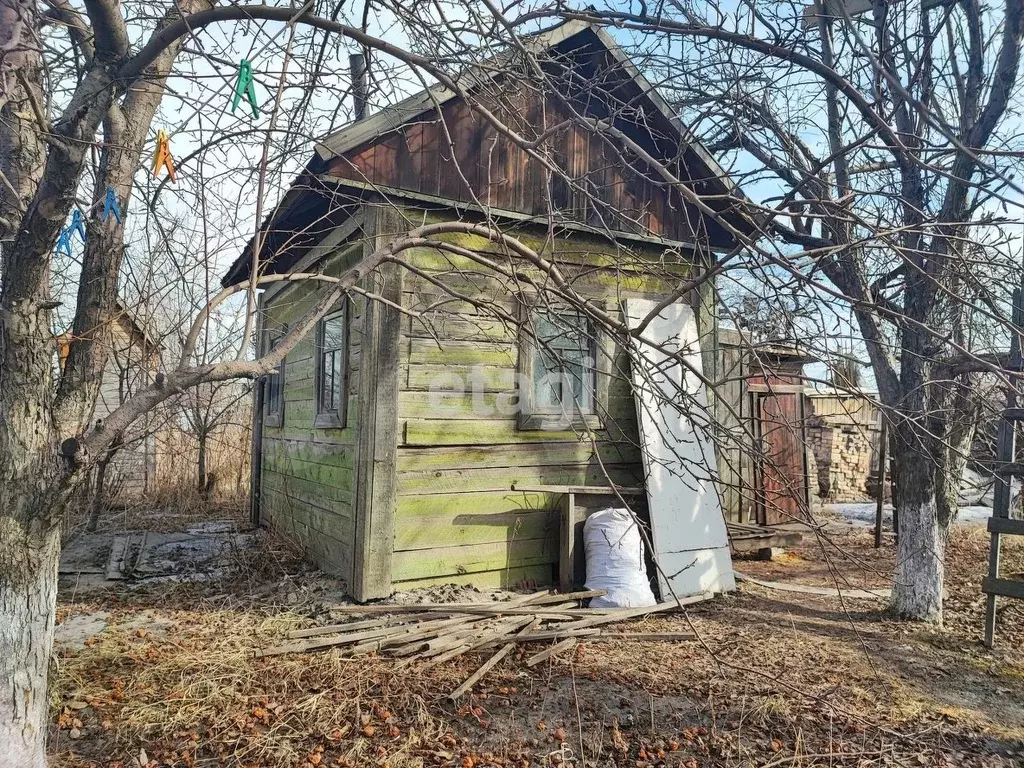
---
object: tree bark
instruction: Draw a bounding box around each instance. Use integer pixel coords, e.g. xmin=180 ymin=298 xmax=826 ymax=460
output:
xmin=197 ymin=432 xmax=208 ymax=496
xmin=935 ymin=378 xmax=978 ymax=535
xmin=0 ymin=0 xmax=45 ymax=239
xmin=0 ymin=5 xmax=65 ymax=761
xmin=0 ymin=526 xmax=60 ymax=768
xmin=890 ymin=442 xmax=945 ymax=623
xmin=87 ymin=456 xmax=110 ymax=532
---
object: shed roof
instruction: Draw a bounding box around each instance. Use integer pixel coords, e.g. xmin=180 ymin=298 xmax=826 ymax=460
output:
xmin=223 ymin=20 xmax=753 ymax=287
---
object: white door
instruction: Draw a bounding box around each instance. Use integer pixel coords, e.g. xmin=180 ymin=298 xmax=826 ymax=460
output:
xmin=623 ymin=299 xmax=735 ymax=598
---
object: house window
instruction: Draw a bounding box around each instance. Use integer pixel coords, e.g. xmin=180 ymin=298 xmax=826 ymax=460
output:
xmin=315 ymin=305 xmax=348 ymax=428
xmin=264 ymin=327 xmax=286 ymax=428
xmin=519 ymin=306 xmax=602 ymax=430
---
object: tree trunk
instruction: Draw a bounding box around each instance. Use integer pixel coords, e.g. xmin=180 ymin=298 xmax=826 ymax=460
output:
xmin=0 ymin=526 xmax=61 ymax=768
xmin=87 ymin=457 xmax=110 ymax=532
xmin=890 ymin=445 xmax=945 ymax=623
xmin=935 ymin=378 xmax=978 ymax=536
xmin=0 ymin=0 xmax=45 ymax=240
xmin=0 ymin=297 xmax=65 ymax=767
xmin=198 ymin=432 xmax=208 ymax=495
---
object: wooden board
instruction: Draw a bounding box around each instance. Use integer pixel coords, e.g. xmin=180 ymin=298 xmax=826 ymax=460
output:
xmin=623 ymin=299 xmax=735 ymax=597
xmin=327 ymin=82 xmax=724 ymax=245
xmin=351 ymin=207 xmax=404 ymax=600
xmin=753 ymin=389 xmax=807 ymax=525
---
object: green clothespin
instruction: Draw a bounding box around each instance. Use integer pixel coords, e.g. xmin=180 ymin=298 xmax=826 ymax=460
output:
xmin=231 ymin=59 xmax=259 ymax=118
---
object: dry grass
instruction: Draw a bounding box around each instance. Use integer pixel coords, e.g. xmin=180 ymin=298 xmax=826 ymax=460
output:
xmin=50 ymin=520 xmax=1024 ymax=768
xmin=153 ymin=422 xmax=251 ymax=504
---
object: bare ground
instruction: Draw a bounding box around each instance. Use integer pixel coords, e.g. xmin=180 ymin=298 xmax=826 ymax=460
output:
xmin=49 ymin=508 xmax=1024 ymax=768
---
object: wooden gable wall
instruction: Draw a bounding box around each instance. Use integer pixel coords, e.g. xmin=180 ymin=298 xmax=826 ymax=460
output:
xmin=325 ymin=80 xmax=727 ymax=246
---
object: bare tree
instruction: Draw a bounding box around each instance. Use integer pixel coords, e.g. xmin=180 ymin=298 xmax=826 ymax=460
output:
xmin=1 ymin=0 xmax=1023 ymax=762
xmin=547 ymin=0 xmax=1024 ymax=622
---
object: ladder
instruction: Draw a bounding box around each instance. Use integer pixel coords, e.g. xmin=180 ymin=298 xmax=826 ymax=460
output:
xmin=983 ymin=290 xmax=1024 ymax=647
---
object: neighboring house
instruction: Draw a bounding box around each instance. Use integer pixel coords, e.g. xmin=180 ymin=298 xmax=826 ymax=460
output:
xmin=223 ymin=21 xmax=812 ymax=600
xmin=58 ymin=302 xmax=162 ymax=498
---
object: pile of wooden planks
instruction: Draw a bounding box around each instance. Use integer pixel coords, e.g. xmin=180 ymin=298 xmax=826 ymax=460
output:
xmin=256 ymin=589 xmax=709 ymax=698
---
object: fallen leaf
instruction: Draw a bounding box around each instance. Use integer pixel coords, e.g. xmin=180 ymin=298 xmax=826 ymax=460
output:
xmin=328 ymin=724 xmax=351 ymax=740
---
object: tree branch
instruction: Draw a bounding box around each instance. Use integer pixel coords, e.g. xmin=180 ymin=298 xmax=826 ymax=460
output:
xmin=82 ymin=0 xmax=127 ymax=61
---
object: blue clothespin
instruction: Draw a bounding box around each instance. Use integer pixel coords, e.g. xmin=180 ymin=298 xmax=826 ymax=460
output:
xmin=56 ymin=227 xmax=73 ymax=258
xmin=69 ymin=208 xmax=86 ymax=242
xmin=56 ymin=208 xmax=87 ymax=257
xmin=102 ymin=188 xmax=122 ymax=223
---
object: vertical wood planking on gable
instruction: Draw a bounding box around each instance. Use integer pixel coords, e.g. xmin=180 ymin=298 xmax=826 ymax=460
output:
xmin=396 ymin=122 xmax=419 ymax=193
xmin=570 ymin=120 xmax=589 ymax=222
xmin=434 ymin=102 xmax=457 ymax=200
xmin=476 ymin=110 xmax=501 ymax=208
xmin=436 ymin=99 xmax=461 ymax=203
xmin=345 ymin=142 xmax=376 ymax=185
xmin=414 ymin=118 xmax=439 ymax=197
xmin=454 ymin=103 xmax=481 ymax=202
xmin=371 ymin=135 xmax=399 ymax=187
xmin=328 ymin=72 xmax=725 ymax=245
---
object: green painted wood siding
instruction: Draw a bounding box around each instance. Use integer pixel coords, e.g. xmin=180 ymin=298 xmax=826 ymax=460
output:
xmin=392 ymin=222 xmax=697 ymax=589
xmin=260 ymin=246 xmax=362 ymax=578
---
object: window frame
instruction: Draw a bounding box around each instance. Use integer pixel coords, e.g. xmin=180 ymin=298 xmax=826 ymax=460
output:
xmin=314 ymin=302 xmax=350 ymax=429
xmin=516 ymin=298 xmax=611 ymax=431
xmin=263 ymin=323 xmax=287 ymax=428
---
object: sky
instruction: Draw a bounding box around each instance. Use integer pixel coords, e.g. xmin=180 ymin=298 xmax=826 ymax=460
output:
xmin=43 ymin=0 xmax=1024 ymax=385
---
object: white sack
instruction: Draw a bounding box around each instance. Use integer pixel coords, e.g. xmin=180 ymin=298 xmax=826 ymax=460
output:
xmin=583 ymin=508 xmax=657 ymax=608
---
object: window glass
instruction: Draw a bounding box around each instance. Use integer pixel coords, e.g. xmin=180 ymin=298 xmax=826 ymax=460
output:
xmin=532 ymin=310 xmax=595 ymax=414
xmin=264 ymin=328 xmax=285 ymax=421
xmin=317 ymin=308 xmax=347 ymax=424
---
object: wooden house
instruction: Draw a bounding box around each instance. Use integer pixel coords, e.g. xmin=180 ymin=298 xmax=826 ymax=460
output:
xmin=58 ymin=302 xmax=162 ymax=497
xmin=223 ymin=21 xmax=811 ymax=600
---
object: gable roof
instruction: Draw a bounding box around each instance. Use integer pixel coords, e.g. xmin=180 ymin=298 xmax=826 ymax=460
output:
xmin=56 ymin=301 xmax=162 ymax=370
xmin=314 ymin=20 xmax=741 ymax=200
xmin=223 ymin=20 xmax=752 ymax=287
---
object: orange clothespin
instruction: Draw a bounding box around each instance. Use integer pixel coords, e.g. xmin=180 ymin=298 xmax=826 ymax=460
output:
xmin=152 ymin=130 xmax=176 ymax=182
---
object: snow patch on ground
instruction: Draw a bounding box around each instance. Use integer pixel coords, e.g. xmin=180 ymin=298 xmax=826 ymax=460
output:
xmin=54 ymin=611 xmax=111 ymax=649
xmin=828 ymin=502 xmax=992 ymax=526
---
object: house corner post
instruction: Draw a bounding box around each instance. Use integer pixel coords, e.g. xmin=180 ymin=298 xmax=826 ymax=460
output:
xmin=351 ymin=203 xmax=406 ymax=601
